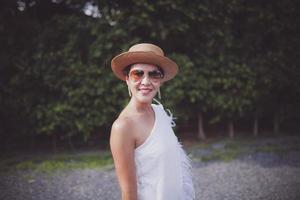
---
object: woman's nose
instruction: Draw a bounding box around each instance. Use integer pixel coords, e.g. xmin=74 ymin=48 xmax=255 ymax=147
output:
xmin=141 ymin=75 xmax=151 ymax=85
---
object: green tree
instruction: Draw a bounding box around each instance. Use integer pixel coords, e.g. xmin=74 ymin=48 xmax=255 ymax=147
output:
xmin=1 ymin=0 xmax=299 ymax=146
xmin=240 ymin=0 xmax=300 ymax=135
xmin=163 ymin=54 xmax=209 ymax=140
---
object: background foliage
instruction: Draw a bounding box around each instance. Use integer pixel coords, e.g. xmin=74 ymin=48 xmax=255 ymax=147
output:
xmin=0 ymin=0 xmax=299 ymax=149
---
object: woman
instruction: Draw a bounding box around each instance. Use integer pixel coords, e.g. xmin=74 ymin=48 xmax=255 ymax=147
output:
xmin=110 ymin=43 xmax=195 ymax=200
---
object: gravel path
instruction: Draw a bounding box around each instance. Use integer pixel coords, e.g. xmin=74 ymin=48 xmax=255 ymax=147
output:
xmin=1 ymin=137 xmax=300 ymax=200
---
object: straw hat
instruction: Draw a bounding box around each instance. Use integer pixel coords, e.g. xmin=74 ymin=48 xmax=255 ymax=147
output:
xmin=111 ymin=43 xmax=178 ymax=82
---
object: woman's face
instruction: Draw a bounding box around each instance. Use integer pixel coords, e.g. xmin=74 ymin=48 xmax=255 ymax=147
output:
xmin=126 ymin=63 xmax=163 ymax=104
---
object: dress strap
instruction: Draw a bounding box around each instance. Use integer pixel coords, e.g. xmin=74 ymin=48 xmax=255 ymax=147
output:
xmin=165 ymin=108 xmax=176 ymax=127
xmin=152 ymin=98 xmax=162 ymax=105
xmin=152 ymin=98 xmax=176 ymax=127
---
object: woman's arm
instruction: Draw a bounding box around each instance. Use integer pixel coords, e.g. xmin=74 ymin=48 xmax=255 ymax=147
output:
xmin=110 ymin=119 xmax=137 ymax=200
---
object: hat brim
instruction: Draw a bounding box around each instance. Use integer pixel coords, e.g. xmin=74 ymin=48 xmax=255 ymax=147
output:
xmin=111 ymin=51 xmax=178 ymax=82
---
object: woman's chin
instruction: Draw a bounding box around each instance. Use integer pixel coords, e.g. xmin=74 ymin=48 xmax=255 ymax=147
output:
xmin=134 ymin=93 xmax=155 ymax=103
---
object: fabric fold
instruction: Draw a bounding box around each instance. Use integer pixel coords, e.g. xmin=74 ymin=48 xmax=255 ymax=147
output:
xmin=135 ymin=101 xmax=195 ymax=200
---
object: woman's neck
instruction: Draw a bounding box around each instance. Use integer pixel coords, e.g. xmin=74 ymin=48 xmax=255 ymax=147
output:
xmin=128 ymin=98 xmax=152 ymax=113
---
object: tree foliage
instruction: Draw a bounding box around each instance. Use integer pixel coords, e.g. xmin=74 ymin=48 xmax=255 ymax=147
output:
xmin=0 ymin=0 xmax=299 ymax=144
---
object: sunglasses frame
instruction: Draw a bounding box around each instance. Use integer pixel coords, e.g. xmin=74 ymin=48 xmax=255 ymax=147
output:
xmin=128 ymin=69 xmax=164 ymax=82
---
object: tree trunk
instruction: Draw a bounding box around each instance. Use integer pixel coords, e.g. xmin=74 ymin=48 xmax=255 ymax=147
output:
xmin=30 ymin=134 xmax=36 ymax=151
xmin=253 ymin=113 xmax=258 ymax=137
xmin=197 ymin=111 xmax=206 ymax=140
xmin=52 ymin=133 xmax=57 ymax=153
xmin=273 ymin=112 xmax=280 ymax=134
xmin=228 ymin=121 xmax=234 ymax=139
xmin=68 ymin=135 xmax=75 ymax=152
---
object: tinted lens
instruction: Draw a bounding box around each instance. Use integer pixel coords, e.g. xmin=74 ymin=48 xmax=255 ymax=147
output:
xmin=129 ymin=69 xmax=163 ymax=82
xmin=148 ymin=71 xmax=163 ymax=80
xmin=129 ymin=70 xmax=144 ymax=81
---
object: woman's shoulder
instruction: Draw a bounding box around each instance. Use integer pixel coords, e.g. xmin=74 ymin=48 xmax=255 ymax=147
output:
xmin=111 ymin=114 xmax=133 ymax=134
xmin=110 ymin=115 xmax=136 ymax=148
xmin=111 ymin=106 xmax=139 ymax=134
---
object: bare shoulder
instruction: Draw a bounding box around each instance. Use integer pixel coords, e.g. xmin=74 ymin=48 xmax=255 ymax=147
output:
xmin=111 ymin=116 xmax=132 ymax=135
xmin=110 ymin=115 xmax=135 ymax=147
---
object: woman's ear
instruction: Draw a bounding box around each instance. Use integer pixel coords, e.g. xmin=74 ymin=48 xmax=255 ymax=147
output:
xmin=125 ymin=76 xmax=129 ymax=85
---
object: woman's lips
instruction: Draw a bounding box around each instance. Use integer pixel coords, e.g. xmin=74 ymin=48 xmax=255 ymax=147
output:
xmin=138 ymin=88 xmax=153 ymax=95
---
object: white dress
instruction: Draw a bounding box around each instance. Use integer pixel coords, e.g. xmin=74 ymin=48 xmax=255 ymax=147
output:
xmin=134 ymin=102 xmax=195 ymax=200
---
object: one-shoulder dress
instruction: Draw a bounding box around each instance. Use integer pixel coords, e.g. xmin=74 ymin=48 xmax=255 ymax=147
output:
xmin=134 ymin=102 xmax=195 ymax=200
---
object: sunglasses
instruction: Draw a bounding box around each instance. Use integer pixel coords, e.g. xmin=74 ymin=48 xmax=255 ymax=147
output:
xmin=129 ymin=69 xmax=164 ymax=82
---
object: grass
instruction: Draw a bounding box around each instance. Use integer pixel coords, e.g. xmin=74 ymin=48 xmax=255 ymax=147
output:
xmin=199 ymin=140 xmax=244 ymax=162
xmin=189 ymin=135 xmax=300 ymax=162
xmin=0 ymin=151 xmax=113 ymax=173
xmin=200 ymin=149 xmax=240 ymax=162
xmin=255 ymin=143 xmax=300 ymax=155
xmin=1 ymin=135 xmax=299 ymax=172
